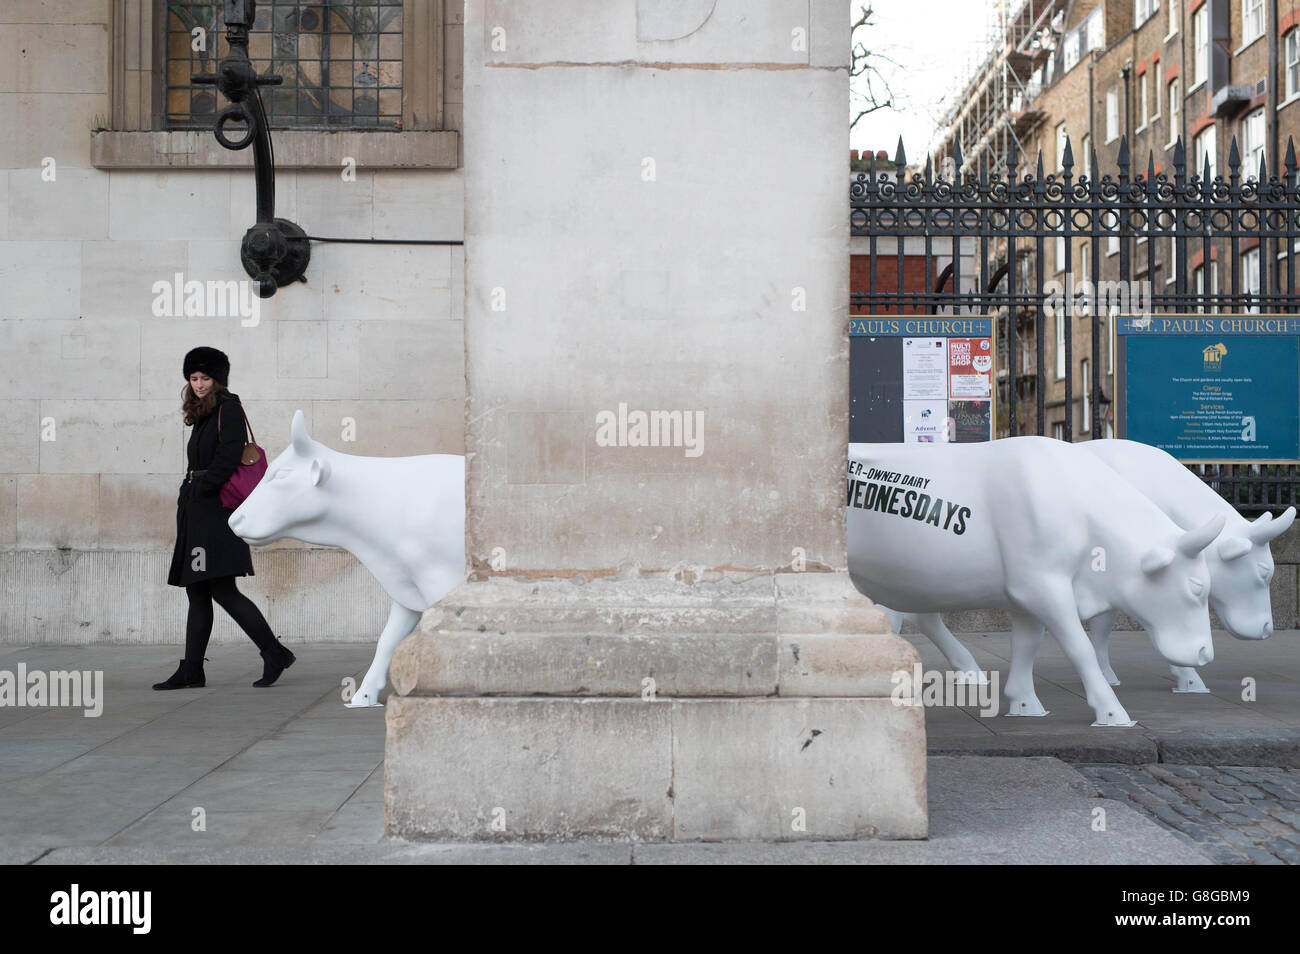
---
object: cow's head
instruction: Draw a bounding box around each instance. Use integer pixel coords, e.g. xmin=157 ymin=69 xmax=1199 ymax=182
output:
xmin=1124 ymin=514 xmax=1225 ymax=668
xmin=1205 ymin=506 xmax=1295 ymax=640
xmin=228 ymin=410 xmax=334 ymax=546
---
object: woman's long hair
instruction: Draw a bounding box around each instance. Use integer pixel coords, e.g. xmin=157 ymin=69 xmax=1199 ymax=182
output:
xmin=182 ymin=380 xmax=227 ymax=426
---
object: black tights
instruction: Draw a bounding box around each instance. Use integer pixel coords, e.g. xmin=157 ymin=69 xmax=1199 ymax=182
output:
xmin=185 ymin=576 xmax=277 ymax=663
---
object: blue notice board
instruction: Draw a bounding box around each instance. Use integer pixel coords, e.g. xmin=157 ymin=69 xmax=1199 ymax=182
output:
xmin=1121 ymin=320 xmax=1299 ymax=461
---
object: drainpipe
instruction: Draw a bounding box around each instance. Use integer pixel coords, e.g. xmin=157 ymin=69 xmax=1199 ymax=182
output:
xmin=1269 ymin=0 xmax=1279 ymax=174
xmin=1088 ymin=53 xmax=1096 ymax=160
xmin=1122 ymin=61 xmax=1133 ymax=146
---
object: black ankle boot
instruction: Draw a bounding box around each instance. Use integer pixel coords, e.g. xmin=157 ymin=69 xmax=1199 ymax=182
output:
xmin=153 ymin=658 xmax=205 ymax=690
xmin=253 ymin=642 xmax=296 ymax=687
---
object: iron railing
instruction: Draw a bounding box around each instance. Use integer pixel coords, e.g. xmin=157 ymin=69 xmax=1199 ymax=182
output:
xmin=850 ymin=135 xmax=1300 ymax=513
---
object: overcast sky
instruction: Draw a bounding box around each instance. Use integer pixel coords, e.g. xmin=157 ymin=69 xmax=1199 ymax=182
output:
xmin=849 ymin=0 xmax=1002 ymax=162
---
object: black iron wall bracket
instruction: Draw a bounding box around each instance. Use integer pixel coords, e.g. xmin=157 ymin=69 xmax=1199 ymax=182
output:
xmin=194 ymin=0 xmax=309 ymax=299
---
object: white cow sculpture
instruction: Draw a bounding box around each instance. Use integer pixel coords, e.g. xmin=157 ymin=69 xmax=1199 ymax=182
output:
xmin=847 ymin=437 xmax=1224 ymax=726
xmin=229 ymin=411 xmax=465 ymax=707
xmin=884 ymin=439 xmax=1295 ymax=696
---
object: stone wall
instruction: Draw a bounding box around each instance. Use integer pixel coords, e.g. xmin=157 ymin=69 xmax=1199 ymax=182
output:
xmin=0 ymin=0 xmax=466 ymax=644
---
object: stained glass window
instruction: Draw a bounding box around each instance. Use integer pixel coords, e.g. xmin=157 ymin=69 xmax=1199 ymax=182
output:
xmin=166 ymin=1 xmax=404 ymax=129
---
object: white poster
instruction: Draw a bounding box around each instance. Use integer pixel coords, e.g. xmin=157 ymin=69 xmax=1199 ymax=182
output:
xmin=902 ymin=337 xmax=948 ymax=399
xmin=903 ymin=400 xmax=947 ymax=443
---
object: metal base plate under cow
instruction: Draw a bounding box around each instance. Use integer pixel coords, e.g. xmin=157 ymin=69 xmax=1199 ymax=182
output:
xmin=847 ymin=437 xmax=1229 ymax=727
xmin=228 ymin=411 xmax=466 ymax=708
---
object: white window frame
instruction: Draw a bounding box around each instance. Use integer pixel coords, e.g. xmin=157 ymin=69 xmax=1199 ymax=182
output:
xmin=1056 ymin=235 xmax=1067 ymax=274
xmin=1056 ymin=121 xmax=1068 ymax=172
xmin=1167 ymin=77 xmax=1181 ymax=147
xmin=1242 ymin=247 xmax=1261 ymax=312
xmin=1152 ymin=62 xmax=1162 ymax=119
xmin=1194 ymin=262 xmax=1220 ymax=313
xmin=1242 ymin=0 xmax=1265 ymax=47
xmin=1080 ymin=132 xmax=1091 ymax=173
xmin=1135 ymin=0 xmax=1160 ymax=29
xmin=1168 ymin=235 xmax=1178 ymax=284
xmin=1063 ymin=30 xmax=1081 ymax=73
xmin=1194 ymin=124 xmax=1217 ymax=180
xmin=1288 ymin=31 xmax=1300 ymax=103
xmin=1241 ymin=108 xmax=1265 ymax=178
xmin=1107 ymin=232 xmax=1120 ymax=257
xmin=1192 ymin=6 xmax=1209 ymax=90
xmin=1052 ymin=421 xmax=1065 ymax=442
xmin=1086 ymin=10 xmax=1105 ymax=52
xmin=1138 ymin=71 xmax=1149 ymax=131
xmin=1082 ymin=358 xmax=1092 ymax=432
xmin=1166 ymin=0 xmax=1179 ymax=39
xmin=1106 ymin=87 xmax=1120 ymax=143
xmin=1056 ymin=312 xmax=1066 ymax=380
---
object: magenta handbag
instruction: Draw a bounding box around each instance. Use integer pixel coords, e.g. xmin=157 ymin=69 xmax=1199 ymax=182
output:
xmin=217 ymin=404 xmax=268 ymax=510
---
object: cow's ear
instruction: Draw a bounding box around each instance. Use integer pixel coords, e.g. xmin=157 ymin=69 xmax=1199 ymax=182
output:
xmin=291 ymin=410 xmax=312 ymax=455
xmin=310 ymin=457 xmax=331 ymax=487
xmin=1140 ymin=546 xmax=1176 ymax=575
xmin=1217 ymin=536 xmax=1253 ymax=562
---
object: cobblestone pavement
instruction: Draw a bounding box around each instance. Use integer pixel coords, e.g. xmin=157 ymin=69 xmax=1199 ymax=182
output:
xmin=1076 ymin=764 xmax=1300 ymax=864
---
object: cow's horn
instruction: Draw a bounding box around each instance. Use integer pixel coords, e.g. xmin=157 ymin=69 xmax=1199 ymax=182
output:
xmin=291 ymin=409 xmax=312 ymax=455
xmin=1247 ymin=506 xmax=1296 ymax=544
xmin=1177 ymin=514 xmax=1227 ymax=557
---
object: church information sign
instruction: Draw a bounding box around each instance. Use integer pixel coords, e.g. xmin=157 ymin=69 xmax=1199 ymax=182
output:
xmin=1116 ymin=314 xmax=1300 ymax=463
xmin=850 ymin=316 xmax=995 ymax=444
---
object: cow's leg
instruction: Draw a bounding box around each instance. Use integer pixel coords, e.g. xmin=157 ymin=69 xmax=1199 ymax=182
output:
xmin=913 ymin=613 xmax=989 ymax=685
xmin=1004 ymin=609 xmax=1048 ymax=717
xmin=876 ymin=604 xmax=905 ymax=634
xmin=1170 ymin=665 xmax=1209 ymax=693
xmin=1020 ymin=588 xmax=1135 ymax=726
xmin=1086 ymin=609 xmax=1121 ymax=686
xmin=347 ymin=602 xmax=422 ymax=708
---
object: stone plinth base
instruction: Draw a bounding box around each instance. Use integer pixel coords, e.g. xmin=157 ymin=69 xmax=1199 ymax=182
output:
xmin=383 ymin=574 xmax=927 ymax=842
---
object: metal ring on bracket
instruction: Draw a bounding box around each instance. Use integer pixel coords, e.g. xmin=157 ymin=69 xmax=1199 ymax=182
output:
xmin=214 ymin=105 xmax=257 ymax=151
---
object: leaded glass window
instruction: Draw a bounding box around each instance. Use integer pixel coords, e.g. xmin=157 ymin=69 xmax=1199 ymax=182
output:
xmin=166 ymin=1 xmax=404 ymax=129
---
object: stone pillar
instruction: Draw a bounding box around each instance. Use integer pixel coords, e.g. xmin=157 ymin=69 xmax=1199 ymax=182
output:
xmin=385 ymin=0 xmax=927 ymax=841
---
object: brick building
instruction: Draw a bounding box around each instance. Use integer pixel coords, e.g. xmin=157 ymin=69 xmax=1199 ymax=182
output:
xmin=932 ymin=0 xmax=1300 ymax=441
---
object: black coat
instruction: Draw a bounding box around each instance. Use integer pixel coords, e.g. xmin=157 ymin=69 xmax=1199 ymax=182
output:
xmin=167 ymin=391 xmax=256 ymax=587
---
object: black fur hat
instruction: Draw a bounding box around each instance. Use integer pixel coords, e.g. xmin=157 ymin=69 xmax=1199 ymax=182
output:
xmin=182 ymin=346 xmax=230 ymax=386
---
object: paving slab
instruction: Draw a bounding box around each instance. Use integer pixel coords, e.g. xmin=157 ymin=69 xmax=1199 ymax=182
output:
xmin=0 ymin=643 xmax=1278 ymax=863
xmin=903 ymin=629 xmax=1300 ymax=764
xmin=30 ymin=755 xmax=1208 ymax=865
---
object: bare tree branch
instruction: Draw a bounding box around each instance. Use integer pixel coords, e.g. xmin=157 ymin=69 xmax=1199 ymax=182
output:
xmin=850 ymin=3 xmax=895 ymax=130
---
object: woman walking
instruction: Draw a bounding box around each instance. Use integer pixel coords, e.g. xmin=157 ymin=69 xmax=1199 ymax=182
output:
xmin=154 ymin=346 xmax=296 ymax=690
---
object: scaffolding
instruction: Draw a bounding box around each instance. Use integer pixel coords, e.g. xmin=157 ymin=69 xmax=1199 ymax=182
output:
xmin=930 ymin=0 xmax=1066 ymax=175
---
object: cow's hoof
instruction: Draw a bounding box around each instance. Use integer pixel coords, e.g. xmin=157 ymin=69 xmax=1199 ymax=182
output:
xmin=953 ymin=669 xmax=991 ymax=686
xmin=1102 ymin=669 xmax=1121 ymax=686
xmin=1171 ymin=668 xmax=1209 ymax=693
xmin=1006 ymin=698 xmax=1048 ymax=717
xmin=345 ymin=693 xmax=384 ymax=708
